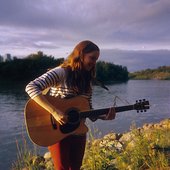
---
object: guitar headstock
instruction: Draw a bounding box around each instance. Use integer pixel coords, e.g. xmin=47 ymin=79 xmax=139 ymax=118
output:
xmin=134 ymin=99 xmax=150 ymax=112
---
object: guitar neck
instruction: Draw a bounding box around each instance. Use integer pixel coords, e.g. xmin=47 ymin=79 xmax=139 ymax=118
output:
xmin=80 ymin=104 xmax=134 ymax=118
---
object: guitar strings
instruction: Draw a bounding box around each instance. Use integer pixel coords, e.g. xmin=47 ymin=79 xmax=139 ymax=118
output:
xmin=112 ymin=95 xmax=130 ymax=107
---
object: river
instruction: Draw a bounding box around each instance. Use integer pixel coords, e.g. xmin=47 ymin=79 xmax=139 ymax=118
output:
xmin=0 ymin=80 xmax=170 ymax=169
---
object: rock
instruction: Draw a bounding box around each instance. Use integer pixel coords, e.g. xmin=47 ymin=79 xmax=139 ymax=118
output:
xmin=143 ymin=119 xmax=170 ymax=130
xmin=143 ymin=123 xmax=154 ymax=130
xmin=44 ymin=152 xmax=51 ymax=160
xmin=119 ymin=132 xmax=132 ymax=143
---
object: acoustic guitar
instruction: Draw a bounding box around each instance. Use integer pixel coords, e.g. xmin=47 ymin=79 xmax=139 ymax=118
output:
xmin=24 ymin=95 xmax=150 ymax=147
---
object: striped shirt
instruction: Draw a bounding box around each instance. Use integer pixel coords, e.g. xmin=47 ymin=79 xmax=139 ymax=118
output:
xmin=25 ymin=66 xmax=92 ymax=106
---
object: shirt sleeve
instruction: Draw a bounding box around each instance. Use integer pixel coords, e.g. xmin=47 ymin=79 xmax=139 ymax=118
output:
xmin=25 ymin=66 xmax=65 ymax=99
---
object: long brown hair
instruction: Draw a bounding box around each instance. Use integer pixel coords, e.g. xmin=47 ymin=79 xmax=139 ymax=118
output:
xmin=61 ymin=40 xmax=100 ymax=94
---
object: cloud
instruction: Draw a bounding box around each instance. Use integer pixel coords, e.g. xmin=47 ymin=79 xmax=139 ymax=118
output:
xmin=100 ymin=49 xmax=170 ymax=72
xmin=0 ymin=0 xmax=170 ymax=70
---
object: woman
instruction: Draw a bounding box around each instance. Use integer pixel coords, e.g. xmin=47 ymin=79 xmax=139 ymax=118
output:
xmin=25 ymin=40 xmax=115 ymax=170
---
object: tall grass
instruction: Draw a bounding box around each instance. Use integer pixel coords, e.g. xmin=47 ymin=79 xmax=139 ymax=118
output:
xmin=12 ymin=136 xmax=46 ymax=170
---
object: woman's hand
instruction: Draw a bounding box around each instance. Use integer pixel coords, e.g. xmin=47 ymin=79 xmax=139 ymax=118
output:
xmin=105 ymin=107 xmax=116 ymax=120
xmin=52 ymin=109 xmax=68 ymax=125
xmin=99 ymin=107 xmax=116 ymax=120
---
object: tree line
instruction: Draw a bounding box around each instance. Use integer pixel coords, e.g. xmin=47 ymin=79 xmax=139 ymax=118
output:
xmin=129 ymin=66 xmax=170 ymax=80
xmin=0 ymin=51 xmax=129 ymax=84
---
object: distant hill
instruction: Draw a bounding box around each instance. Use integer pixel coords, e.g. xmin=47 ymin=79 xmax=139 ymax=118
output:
xmin=129 ymin=66 xmax=170 ymax=80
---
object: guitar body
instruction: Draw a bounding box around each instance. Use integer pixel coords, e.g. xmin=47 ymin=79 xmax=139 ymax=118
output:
xmin=24 ymin=95 xmax=90 ymax=147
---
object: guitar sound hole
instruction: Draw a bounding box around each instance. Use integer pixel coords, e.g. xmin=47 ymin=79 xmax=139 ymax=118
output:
xmin=60 ymin=109 xmax=80 ymax=134
xmin=60 ymin=122 xmax=80 ymax=134
xmin=67 ymin=109 xmax=80 ymax=123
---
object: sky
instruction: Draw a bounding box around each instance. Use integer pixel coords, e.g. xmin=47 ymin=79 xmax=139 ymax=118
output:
xmin=0 ymin=0 xmax=170 ymax=71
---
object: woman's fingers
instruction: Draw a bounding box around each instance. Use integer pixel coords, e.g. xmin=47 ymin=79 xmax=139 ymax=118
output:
xmin=105 ymin=107 xmax=116 ymax=120
xmin=52 ymin=111 xmax=67 ymax=125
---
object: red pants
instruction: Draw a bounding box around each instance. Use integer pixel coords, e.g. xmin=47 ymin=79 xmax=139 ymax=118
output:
xmin=48 ymin=135 xmax=86 ymax=170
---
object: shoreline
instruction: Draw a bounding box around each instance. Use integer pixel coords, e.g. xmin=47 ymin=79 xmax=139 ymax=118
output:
xmin=13 ymin=118 xmax=170 ymax=169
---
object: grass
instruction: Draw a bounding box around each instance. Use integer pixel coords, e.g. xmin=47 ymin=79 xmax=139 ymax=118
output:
xmin=82 ymin=121 xmax=170 ymax=170
xmin=115 ymin=126 xmax=169 ymax=169
xmin=13 ymin=119 xmax=170 ymax=170
xmin=12 ymin=136 xmax=46 ymax=170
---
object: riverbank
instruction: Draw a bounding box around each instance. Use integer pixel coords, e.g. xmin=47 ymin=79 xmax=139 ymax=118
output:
xmin=13 ymin=118 xmax=170 ymax=170
xmin=129 ymin=66 xmax=170 ymax=80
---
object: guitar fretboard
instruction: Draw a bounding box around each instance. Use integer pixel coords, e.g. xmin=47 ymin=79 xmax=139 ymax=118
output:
xmin=80 ymin=105 xmax=134 ymax=118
